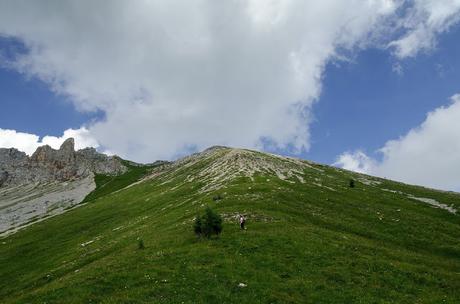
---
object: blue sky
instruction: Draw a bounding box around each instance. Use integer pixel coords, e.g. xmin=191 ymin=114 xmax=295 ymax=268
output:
xmin=1 ymin=1 xmax=460 ymax=191
xmin=0 ymin=37 xmax=103 ymax=136
xmin=0 ymin=62 xmax=101 ymax=136
xmin=308 ymin=23 xmax=460 ymax=164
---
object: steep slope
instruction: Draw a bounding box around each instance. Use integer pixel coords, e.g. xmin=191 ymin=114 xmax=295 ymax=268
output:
xmin=0 ymin=147 xmax=459 ymax=303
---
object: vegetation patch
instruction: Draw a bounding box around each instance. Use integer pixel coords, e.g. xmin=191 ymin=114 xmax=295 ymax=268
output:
xmin=83 ymin=161 xmax=154 ymax=203
xmin=194 ymin=207 xmax=223 ymax=238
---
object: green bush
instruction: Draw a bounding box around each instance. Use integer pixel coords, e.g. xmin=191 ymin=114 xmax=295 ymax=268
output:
xmin=193 ymin=215 xmax=202 ymax=235
xmin=193 ymin=207 xmax=223 ymax=238
xmin=137 ymin=238 xmax=145 ymax=249
xmin=349 ymin=179 xmax=355 ymax=188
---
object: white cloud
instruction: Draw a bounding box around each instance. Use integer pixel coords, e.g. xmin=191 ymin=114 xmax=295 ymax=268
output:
xmin=392 ymin=62 xmax=404 ymax=75
xmin=0 ymin=129 xmax=40 ymax=155
xmin=389 ymin=0 xmax=460 ymax=58
xmin=334 ymin=150 xmax=376 ymax=174
xmin=0 ymin=127 xmax=99 ymax=155
xmin=0 ymin=1 xmax=459 ymax=163
xmin=0 ymin=1 xmax=399 ymax=162
xmin=335 ymin=94 xmax=460 ymax=191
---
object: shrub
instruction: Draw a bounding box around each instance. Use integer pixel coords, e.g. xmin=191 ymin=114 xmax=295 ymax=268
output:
xmin=349 ymin=179 xmax=355 ymax=188
xmin=193 ymin=215 xmax=202 ymax=236
xmin=193 ymin=207 xmax=223 ymax=238
xmin=137 ymin=238 xmax=145 ymax=249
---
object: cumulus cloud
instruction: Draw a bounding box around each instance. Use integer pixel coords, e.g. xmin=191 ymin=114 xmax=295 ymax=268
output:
xmin=0 ymin=1 xmax=459 ymax=163
xmin=0 ymin=0 xmax=399 ymax=162
xmin=0 ymin=127 xmax=99 ymax=155
xmin=335 ymin=94 xmax=460 ymax=191
xmin=0 ymin=129 xmax=40 ymax=155
xmin=334 ymin=150 xmax=376 ymax=174
xmin=389 ymin=0 xmax=460 ymax=58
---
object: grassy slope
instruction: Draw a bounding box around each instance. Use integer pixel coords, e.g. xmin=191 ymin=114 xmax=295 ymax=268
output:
xmin=82 ymin=161 xmax=155 ymax=203
xmin=0 ymin=149 xmax=459 ymax=303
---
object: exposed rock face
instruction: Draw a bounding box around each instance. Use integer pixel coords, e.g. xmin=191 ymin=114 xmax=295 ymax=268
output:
xmin=0 ymin=138 xmax=127 ymax=187
xmin=0 ymin=174 xmax=96 ymax=236
xmin=76 ymin=147 xmax=126 ymax=175
xmin=0 ymin=138 xmax=128 ymax=235
xmin=0 ymin=170 xmax=8 ymax=187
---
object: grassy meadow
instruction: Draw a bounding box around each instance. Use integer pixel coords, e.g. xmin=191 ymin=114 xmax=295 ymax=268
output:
xmin=1 ymin=148 xmax=459 ymax=303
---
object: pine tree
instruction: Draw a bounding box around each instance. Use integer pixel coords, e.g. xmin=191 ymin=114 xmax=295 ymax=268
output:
xmin=349 ymin=179 xmax=355 ymax=188
xmin=193 ymin=207 xmax=222 ymax=238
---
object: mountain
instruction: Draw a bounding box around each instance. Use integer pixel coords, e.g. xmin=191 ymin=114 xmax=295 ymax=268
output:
xmin=0 ymin=138 xmax=126 ymax=186
xmin=0 ymin=138 xmax=128 ymax=235
xmin=0 ymin=145 xmax=459 ymax=303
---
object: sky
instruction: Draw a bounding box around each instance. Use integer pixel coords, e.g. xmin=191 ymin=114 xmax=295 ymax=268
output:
xmin=0 ymin=0 xmax=460 ymax=191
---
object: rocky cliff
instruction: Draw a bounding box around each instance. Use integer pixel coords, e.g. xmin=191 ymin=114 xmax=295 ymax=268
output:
xmin=0 ymin=138 xmax=126 ymax=187
xmin=0 ymin=138 xmax=128 ymax=235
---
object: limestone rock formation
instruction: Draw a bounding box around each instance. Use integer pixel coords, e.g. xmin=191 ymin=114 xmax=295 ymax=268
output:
xmin=0 ymin=138 xmax=127 ymax=187
xmin=0 ymin=138 xmax=128 ymax=235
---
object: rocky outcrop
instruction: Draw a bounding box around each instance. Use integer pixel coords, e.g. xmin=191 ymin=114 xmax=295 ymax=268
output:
xmin=76 ymin=147 xmax=126 ymax=175
xmin=0 ymin=138 xmax=128 ymax=235
xmin=0 ymin=170 xmax=8 ymax=187
xmin=0 ymin=138 xmax=127 ymax=187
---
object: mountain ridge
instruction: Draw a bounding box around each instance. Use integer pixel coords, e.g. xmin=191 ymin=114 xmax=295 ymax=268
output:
xmin=0 ymin=138 xmax=127 ymax=187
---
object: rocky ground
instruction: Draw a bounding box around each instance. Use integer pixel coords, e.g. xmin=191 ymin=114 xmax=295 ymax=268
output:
xmin=0 ymin=175 xmax=96 ymax=236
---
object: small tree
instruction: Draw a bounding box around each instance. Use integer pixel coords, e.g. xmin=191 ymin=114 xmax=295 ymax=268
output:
xmin=193 ymin=215 xmax=202 ymax=236
xmin=349 ymin=179 xmax=355 ymax=188
xmin=193 ymin=207 xmax=223 ymax=238
xmin=137 ymin=238 xmax=145 ymax=249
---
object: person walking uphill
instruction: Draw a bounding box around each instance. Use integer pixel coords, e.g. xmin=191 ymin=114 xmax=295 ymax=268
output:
xmin=239 ymin=214 xmax=246 ymax=230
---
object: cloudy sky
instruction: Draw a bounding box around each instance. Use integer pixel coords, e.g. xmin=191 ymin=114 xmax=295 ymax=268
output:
xmin=0 ymin=0 xmax=460 ymax=191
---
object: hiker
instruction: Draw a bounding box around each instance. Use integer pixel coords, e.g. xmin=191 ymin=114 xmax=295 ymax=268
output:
xmin=239 ymin=214 xmax=246 ymax=230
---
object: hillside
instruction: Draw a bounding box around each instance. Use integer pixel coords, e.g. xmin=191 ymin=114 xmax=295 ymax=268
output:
xmin=0 ymin=146 xmax=459 ymax=303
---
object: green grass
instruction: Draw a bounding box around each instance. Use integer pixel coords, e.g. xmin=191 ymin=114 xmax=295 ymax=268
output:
xmin=82 ymin=161 xmax=155 ymax=203
xmin=0 ymin=149 xmax=459 ymax=303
